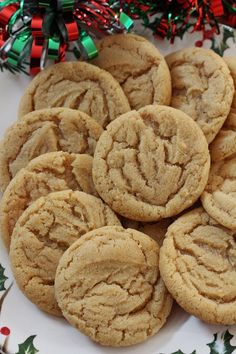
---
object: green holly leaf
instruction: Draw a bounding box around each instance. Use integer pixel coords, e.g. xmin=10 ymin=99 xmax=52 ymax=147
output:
xmin=170 ymin=351 xmax=196 ymax=354
xmin=0 ymin=264 xmax=8 ymax=291
xmin=210 ymin=26 xmax=236 ymax=56
xmin=15 ymin=335 xmax=39 ymax=354
xmin=222 ymin=26 xmax=236 ymax=44
xmin=207 ymin=330 xmax=236 ymax=354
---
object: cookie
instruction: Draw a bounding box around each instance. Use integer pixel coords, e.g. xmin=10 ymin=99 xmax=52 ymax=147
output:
xmin=92 ymin=34 xmax=171 ymax=110
xmin=210 ymin=108 xmax=236 ymax=161
xmin=201 ymin=155 xmax=236 ymax=231
xmin=121 ymin=218 xmax=171 ymax=246
xmin=0 ymin=151 xmax=97 ymax=250
xmin=9 ymin=191 xmax=121 ymax=316
xmin=159 ymin=208 xmax=236 ymax=325
xmin=55 ymin=226 xmax=173 ymax=346
xmin=92 ymin=105 xmax=210 ymax=221
xmin=194 ymin=57 xmax=236 ymax=230
xmin=210 ymin=57 xmax=236 ymax=162
xmin=225 ymin=57 xmax=236 ymax=108
xmin=166 ymin=48 xmax=234 ymax=143
xmin=18 ymin=62 xmax=131 ymax=127
xmin=0 ymin=107 xmax=103 ymax=191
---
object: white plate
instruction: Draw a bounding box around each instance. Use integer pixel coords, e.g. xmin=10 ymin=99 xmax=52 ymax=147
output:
xmin=0 ymin=25 xmax=236 ymax=354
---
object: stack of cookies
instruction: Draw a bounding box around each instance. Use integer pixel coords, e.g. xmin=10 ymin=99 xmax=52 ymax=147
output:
xmin=0 ymin=33 xmax=235 ymax=347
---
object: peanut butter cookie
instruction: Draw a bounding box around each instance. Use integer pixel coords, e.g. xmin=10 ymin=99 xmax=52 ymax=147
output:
xmin=93 ymin=105 xmax=210 ymax=221
xmin=210 ymin=109 xmax=236 ymax=162
xmin=18 ymin=62 xmax=130 ymax=127
xmin=9 ymin=191 xmax=121 ymax=316
xmin=201 ymin=155 xmax=236 ymax=231
xmin=0 ymin=107 xmax=103 ymax=191
xmin=0 ymin=151 xmax=96 ymax=250
xmin=166 ymin=48 xmax=234 ymax=143
xmin=225 ymin=57 xmax=236 ymax=109
xmin=92 ymin=34 xmax=171 ymax=110
xmin=159 ymin=208 xmax=236 ymax=324
xmin=55 ymin=226 xmax=173 ymax=346
xmin=210 ymin=57 xmax=236 ymax=162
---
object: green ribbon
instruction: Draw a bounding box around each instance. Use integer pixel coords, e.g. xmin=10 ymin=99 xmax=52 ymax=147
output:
xmin=48 ymin=37 xmax=60 ymax=59
xmin=80 ymin=30 xmax=97 ymax=59
xmin=57 ymin=13 xmax=68 ymax=42
xmin=6 ymin=7 xmax=20 ymax=32
xmin=119 ymin=12 xmax=133 ymax=31
xmin=7 ymin=30 xmax=31 ymax=66
xmin=38 ymin=0 xmax=51 ymax=8
xmin=42 ymin=9 xmax=58 ymax=38
xmin=59 ymin=0 xmax=75 ymax=12
xmin=19 ymin=0 xmax=36 ymax=16
xmin=73 ymin=44 xmax=80 ymax=59
xmin=222 ymin=0 xmax=236 ymax=13
xmin=0 ymin=0 xmax=18 ymax=9
xmin=19 ymin=0 xmax=24 ymax=13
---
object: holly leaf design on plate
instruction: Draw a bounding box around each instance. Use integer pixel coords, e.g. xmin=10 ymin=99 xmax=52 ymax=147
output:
xmin=170 ymin=351 xmax=196 ymax=354
xmin=15 ymin=335 xmax=39 ymax=354
xmin=0 ymin=264 xmax=8 ymax=291
xmin=210 ymin=26 xmax=236 ymax=56
xmin=207 ymin=330 xmax=236 ymax=354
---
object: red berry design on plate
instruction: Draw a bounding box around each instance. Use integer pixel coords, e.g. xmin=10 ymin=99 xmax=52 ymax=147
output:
xmin=0 ymin=326 xmax=10 ymax=336
xmin=195 ymin=40 xmax=203 ymax=47
xmin=203 ymin=30 xmax=214 ymax=40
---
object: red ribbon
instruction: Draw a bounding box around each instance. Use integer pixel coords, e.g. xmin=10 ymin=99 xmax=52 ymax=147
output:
xmin=74 ymin=0 xmax=119 ymax=33
xmin=30 ymin=38 xmax=43 ymax=75
xmin=0 ymin=32 xmax=4 ymax=47
xmin=31 ymin=15 xmax=43 ymax=37
xmin=65 ymin=20 xmax=79 ymax=41
xmin=226 ymin=13 xmax=236 ymax=28
xmin=210 ymin=0 xmax=224 ymax=17
xmin=0 ymin=4 xmax=18 ymax=26
xmin=178 ymin=0 xmax=224 ymax=17
xmin=30 ymin=15 xmax=45 ymax=74
xmin=154 ymin=18 xmax=168 ymax=38
xmin=57 ymin=42 xmax=67 ymax=63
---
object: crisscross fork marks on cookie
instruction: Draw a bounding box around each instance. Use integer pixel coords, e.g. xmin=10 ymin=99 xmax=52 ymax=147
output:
xmin=0 ymin=107 xmax=103 ymax=191
xmin=18 ymin=61 xmax=131 ymax=127
xmin=160 ymin=208 xmax=236 ymax=324
xmin=93 ymin=105 xmax=210 ymax=221
xmin=9 ymin=191 xmax=120 ymax=316
xmin=92 ymin=34 xmax=171 ymax=110
xmin=55 ymin=226 xmax=173 ymax=346
xmin=166 ymin=48 xmax=234 ymax=143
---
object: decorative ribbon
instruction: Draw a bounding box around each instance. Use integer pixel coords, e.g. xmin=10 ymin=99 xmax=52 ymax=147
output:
xmin=0 ymin=0 xmax=133 ymax=74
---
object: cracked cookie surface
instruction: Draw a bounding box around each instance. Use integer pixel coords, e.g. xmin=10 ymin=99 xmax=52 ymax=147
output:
xmin=210 ymin=57 xmax=236 ymax=161
xmin=224 ymin=57 xmax=236 ymax=109
xmin=0 ymin=107 xmax=103 ymax=191
xmin=166 ymin=48 xmax=234 ymax=143
xmin=9 ymin=191 xmax=121 ymax=316
xmin=201 ymin=155 xmax=236 ymax=231
xmin=92 ymin=34 xmax=171 ymax=110
xmin=92 ymin=105 xmax=210 ymax=221
xmin=159 ymin=208 xmax=236 ymax=324
xmin=121 ymin=218 xmax=171 ymax=246
xmin=18 ymin=62 xmax=130 ymax=127
xmin=55 ymin=226 xmax=173 ymax=346
xmin=0 ymin=151 xmax=97 ymax=250
xmin=210 ymin=108 xmax=236 ymax=161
